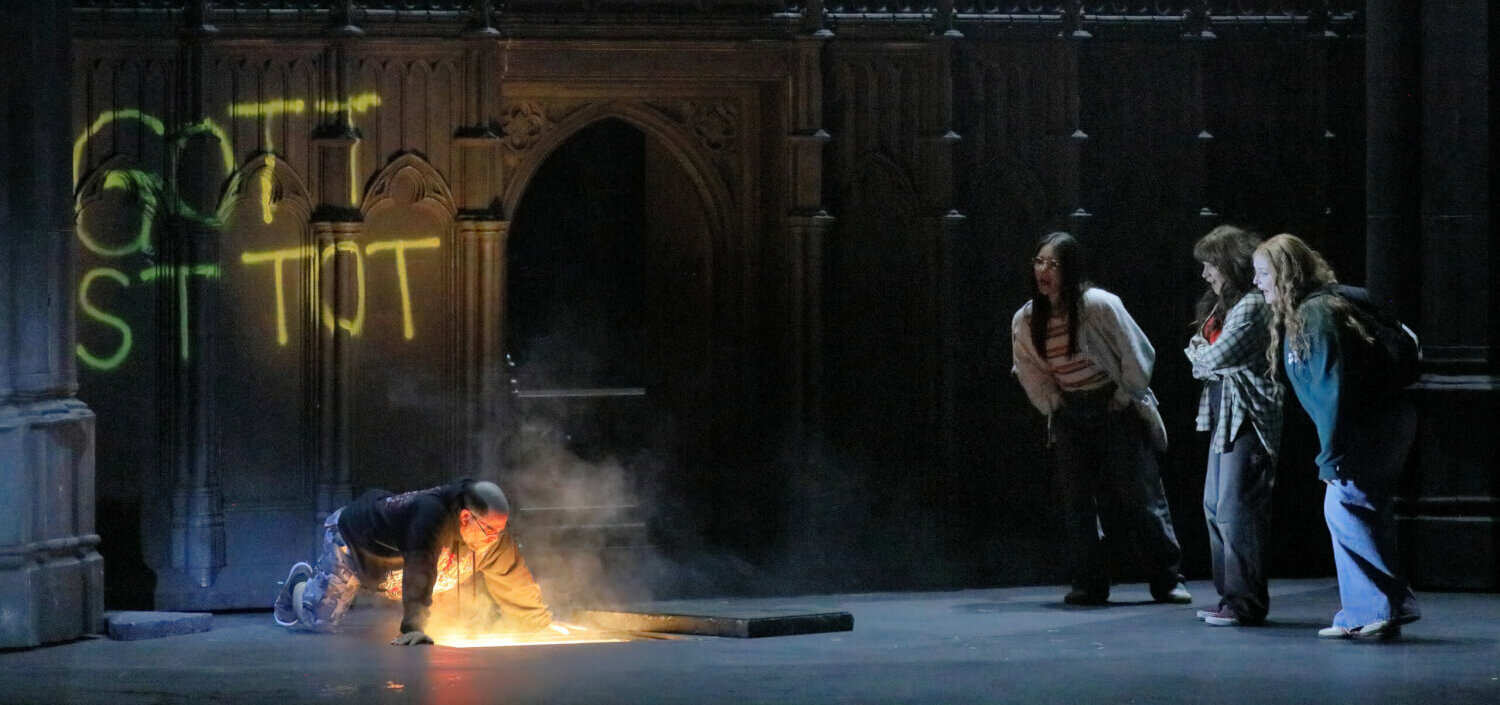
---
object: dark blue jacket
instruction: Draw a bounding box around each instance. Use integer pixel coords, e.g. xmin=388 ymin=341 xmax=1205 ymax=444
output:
xmin=1282 ymin=287 xmax=1410 ymax=481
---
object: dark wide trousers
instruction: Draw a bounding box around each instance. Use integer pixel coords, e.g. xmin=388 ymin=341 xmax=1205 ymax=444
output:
xmin=1053 ymin=387 xmax=1184 ymax=598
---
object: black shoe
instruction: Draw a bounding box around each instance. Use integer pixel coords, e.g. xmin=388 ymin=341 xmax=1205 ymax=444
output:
xmin=1063 ymin=589 xmax=1108 ymax=606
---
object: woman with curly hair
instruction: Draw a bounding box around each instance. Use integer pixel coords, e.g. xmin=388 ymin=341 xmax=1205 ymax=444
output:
xmin=1185 ymin=225 xmax=1281 ymax=627
xmin=1251 ymin=233 xmax=1420 ymax=640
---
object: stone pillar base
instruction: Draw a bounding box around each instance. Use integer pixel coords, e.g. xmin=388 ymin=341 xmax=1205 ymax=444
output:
xmin=1400 ymin=379 xmax=1500 ymax=590
xmin=0 ymin=403 xmax=103 ymax=647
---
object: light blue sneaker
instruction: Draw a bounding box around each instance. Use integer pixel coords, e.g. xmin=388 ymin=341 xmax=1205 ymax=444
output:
xmin=273 ymin=562 xmax=314 ymax=627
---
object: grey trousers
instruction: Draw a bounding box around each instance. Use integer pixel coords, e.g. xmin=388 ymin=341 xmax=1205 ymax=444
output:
xmin=1203 ymin=426 xmax=1276 ymax=622
xmin=1053 ymin=387 xmax=1184 ymax=597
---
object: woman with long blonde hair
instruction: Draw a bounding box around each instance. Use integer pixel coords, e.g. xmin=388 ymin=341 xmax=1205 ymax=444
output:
xmin=1251 ymin=233 xmax=1420 ymax=640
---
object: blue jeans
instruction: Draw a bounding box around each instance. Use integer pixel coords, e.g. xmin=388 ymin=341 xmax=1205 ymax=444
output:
xmin=1323 ymin=404 xmax=1420 ymax=629
xmin=1053 ymin=387 xmax=1184 ymax=596
xmin=297 ymin=508 xmax=364 ymax=632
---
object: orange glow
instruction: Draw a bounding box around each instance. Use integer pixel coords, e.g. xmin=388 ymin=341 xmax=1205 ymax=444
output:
xmin=431 ymin=622 xmax=632 ymax=648
xmin=435 ymin=633 xmax=630 ymax=648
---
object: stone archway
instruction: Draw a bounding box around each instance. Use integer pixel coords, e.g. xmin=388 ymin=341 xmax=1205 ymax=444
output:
xmin=499 ymin=115 xmax=718 ymax=604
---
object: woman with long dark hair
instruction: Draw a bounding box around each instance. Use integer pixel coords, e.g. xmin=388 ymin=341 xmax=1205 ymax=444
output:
xmin=1184 ymin=225 xmax=1281 ymax=627
xmin=1012 ymin=232 xmax=1189 ymax=606
xmin=1252 ymin=233 xmax=1420 ymax=639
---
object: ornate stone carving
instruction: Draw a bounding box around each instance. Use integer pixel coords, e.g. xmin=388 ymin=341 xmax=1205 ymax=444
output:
xmin=500 ymin=101 xmax=553 ymax=153
xmin=684 ymin=100 xmax=738 ymax=153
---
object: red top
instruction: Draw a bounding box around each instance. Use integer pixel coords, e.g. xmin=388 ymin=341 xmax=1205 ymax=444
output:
xmin=1203 ymin=315 xmax=1222 ymax=344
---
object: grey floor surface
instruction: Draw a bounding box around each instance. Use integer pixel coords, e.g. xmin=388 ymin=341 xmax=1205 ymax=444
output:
xmin=2 ymin=578 xmax=1497 ymax=704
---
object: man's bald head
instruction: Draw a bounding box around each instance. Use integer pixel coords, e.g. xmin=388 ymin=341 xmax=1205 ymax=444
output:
xmin=464 ymin=480 xmax=510 ymax=517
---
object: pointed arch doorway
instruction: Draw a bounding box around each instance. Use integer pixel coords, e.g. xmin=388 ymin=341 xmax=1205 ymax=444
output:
xmin=502 ymin=117 xmax=715 ymax=595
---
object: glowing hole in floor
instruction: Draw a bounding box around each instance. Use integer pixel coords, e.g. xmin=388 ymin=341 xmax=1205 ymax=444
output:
xmin=434 ymin=633 xmax=634 ymax=648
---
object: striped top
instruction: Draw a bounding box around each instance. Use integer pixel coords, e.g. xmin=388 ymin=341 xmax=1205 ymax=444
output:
xmin=1045 ymin=315 xmax=1111 ymax=391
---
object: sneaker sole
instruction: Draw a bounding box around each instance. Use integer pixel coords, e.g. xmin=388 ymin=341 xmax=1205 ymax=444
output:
xmin=274 ymin=562 xmax=314 ymax=627
xmin=1354 ymin=620 xmax=1402 ymax=641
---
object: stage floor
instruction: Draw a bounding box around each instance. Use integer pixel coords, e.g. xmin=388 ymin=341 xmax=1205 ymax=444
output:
xmin=3 ymin=578 xmax=1497 ymax=704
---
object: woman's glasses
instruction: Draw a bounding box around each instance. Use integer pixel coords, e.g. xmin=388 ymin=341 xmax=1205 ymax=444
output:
xmin=1032 ymin=256 xmax=1061 ymax=271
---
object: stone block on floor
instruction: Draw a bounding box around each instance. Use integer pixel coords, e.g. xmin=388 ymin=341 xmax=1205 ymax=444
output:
xmin=104 ymin=611 xmax=213 ymax=641
xmin=576 ymin=604 xmax=853 ymax=638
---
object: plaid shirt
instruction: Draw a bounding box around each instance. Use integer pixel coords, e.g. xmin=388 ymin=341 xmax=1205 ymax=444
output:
xmin=1185 ymin=291 xmax=1283 ymax=457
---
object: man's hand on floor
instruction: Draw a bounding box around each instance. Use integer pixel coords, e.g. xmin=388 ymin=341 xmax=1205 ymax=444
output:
xmin=390 ymin=630 xmax=434 ymax=646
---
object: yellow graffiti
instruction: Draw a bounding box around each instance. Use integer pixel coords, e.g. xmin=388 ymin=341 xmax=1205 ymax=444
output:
xmin=242 ymin=237 xmax=442 ymax=343
xmin=350 ymin=139 xmax=361 ymax=207
xmin=141 ymin=264 xmax=222 ymax=362
xmin=76 ymin=268 xmax=134 ymax=371
xmin=73 ymin=109 xmax=166 ymax=187
xmin=240 ymin=245 xmax=316 ymax=345
xmin=316 ymin=92 xmax=382 ymax=117
xmin=319 ymin=240 xmax=367 ymax=335
xmin=366 ymin=237 xmax=441 ymax=340
xmin=74 ymin=92 xmax=393 ymax=370
xmin=75 ymin=168 xmax=162 ymax=257
xmin=260 ymin=154 xmax=277 ymax=224
xmin=228 ymin=99 xmax=307 ymax=119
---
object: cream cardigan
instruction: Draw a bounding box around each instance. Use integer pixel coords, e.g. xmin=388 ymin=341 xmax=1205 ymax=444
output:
xmin=1011 ymin=287 xmax=1168 ymax=450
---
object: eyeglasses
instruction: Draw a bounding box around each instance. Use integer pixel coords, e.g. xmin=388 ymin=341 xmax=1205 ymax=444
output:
xmin=1032 ymin=256 xmax=1061 ymax=271
xmin=468 ymin=512 xmax=503 ymax=539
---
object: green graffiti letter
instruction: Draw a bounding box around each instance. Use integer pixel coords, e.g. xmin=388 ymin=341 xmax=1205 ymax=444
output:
xmin=76 ymin=268 xmax=134 ymax=371
xmin=141 ymin=264 xmax=222 ymax=362
xmin=75 ymin=168 xmax=163 ymax=257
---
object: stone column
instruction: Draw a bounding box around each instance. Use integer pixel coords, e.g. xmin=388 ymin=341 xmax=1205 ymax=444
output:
xmin=310 ymin=37 xmax=363 ymax=519
xmin=455 ymin=36 xmax=508 ymax=476
xmin=159 ymin=222 xmax=225 ymax=592
xmin=785 ymin=34 xmax=833 ymax=457
xmin=457 ymin=219 xmax=510 ymax=476
xmin=784 ymin=31 xmax=837 ymax=575
xmin=916 ymin=31 xmax=965 ymax=474
xmin=1416 ymin=0 xmax=1490 ymax=368
xmin=1061 ymin=21 xmax=1092 ymax=234
xmin=1372 ymin=0 xmax=1499 ymax=591
xmin=0 ymin=0 xmax=103 ymax=647
xmin=149 ymin=29 xmax=229 ymax=603
xmin=1365 ymin=0 xmax=1422 ymax=321
xmin=312 ymin=221 xmax=360 ymax=518
xmin=1182 ymin=8 xmax=1217 ymax=227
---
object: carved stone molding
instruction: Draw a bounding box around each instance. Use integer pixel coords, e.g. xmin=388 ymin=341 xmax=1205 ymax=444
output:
xmin=361 ymin=152 xmax=459 ymax=219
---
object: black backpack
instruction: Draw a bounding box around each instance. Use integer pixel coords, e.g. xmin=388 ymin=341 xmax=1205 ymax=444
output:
xmin=1323 ymin=284 xmax=1423 ymax=391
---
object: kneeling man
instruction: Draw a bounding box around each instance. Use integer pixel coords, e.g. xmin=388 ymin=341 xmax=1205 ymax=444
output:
xmin=274 ymin=479 xmax=552 ymax=645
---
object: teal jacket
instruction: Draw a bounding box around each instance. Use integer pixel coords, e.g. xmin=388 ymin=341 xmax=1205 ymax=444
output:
xmin=1282 ymin=289 xmax=1408 ymax=481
